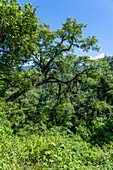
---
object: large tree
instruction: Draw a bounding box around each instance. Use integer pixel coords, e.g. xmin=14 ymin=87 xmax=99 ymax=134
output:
xmin=1 ymin=0 xmax=107 ymax=102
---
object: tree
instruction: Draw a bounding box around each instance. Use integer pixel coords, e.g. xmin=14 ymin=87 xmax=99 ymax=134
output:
xmin=0 ymin=0 xmax=39 ymax=70
xmin=0 ymin=0 xmax=39 ymax=96
xmin=1 ymin=1 xmax=105 ymax=102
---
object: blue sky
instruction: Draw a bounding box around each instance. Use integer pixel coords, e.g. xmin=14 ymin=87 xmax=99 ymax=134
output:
xmin=18 ymin=0 xmax=113 ymax=59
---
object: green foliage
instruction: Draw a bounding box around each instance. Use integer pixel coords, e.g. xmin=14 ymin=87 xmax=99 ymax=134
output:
xmin=0 ymin=0 xmax=39 ymax=70
xmin=0 ymin=0 xmax=40 ymax=98
xmin=0 ymin=100 xmax=12 ymax=138
xmin=0 ymin=1 xmax=113 ymax=169
xmin=0 ymin=127 xmax=113 ymax=169
xmin=90 ymin=119 xmax=113 ymax=146
xmin=1 ymin=1 xmax=102 ymax=102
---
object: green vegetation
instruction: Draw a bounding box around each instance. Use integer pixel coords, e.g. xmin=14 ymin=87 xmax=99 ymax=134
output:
xmin=1 ymin=127 xmax=113 ymax=169
xmin=0 ymin=0 xmax=113 ymax=169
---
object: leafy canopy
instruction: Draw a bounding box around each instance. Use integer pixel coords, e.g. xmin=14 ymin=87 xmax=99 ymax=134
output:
xmin=0 ymin=0 xmax=108 ymax=102
xmin=0 ymin=0 xmax=39 ymax=71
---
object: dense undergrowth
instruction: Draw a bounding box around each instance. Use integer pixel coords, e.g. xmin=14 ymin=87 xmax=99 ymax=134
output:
xmin=0 ymin=73 xmax=113 ymax=169
xmin=1 ymin=126 xmax=113 ymax=169
xmin=0 ymin=99 xmax=113 ymax=169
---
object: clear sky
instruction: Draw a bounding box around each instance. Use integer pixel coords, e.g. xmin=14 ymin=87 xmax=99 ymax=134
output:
xmin=17 ymin=0 xmax=113 ymax=59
